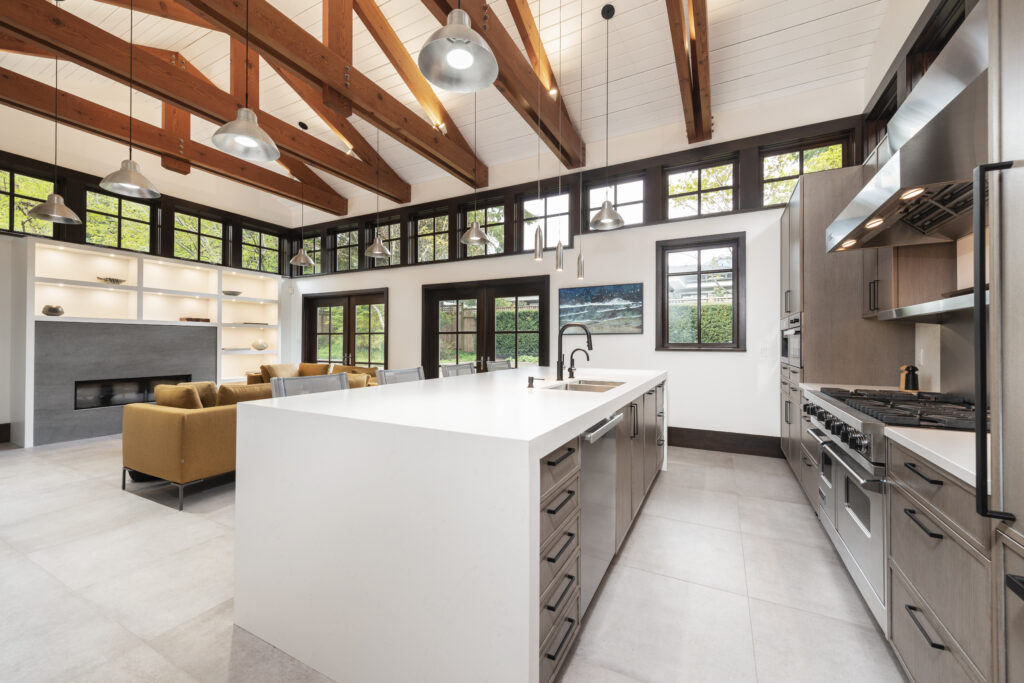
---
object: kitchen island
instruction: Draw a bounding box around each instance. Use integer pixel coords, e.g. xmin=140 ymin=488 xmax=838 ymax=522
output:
xmin=234 ymin=366 xmax=667 ymax=683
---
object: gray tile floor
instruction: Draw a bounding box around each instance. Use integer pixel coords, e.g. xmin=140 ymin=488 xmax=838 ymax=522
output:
xmin=0 ymin=438 xmax=904 ymax=682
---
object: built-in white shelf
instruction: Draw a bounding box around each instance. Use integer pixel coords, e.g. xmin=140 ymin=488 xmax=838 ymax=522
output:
xmin=143 ymin=287 xmax=219 ymax=299
xmin=34 ymin=281 xmax=137 ymax=320
xmin=221 ymin=349 xmax=278 ymax=356
xmin=222 ymin=323 xmax=278 ymax=329
xmin=143 ymin=258 xmax=219 ymax=295
xmin=35 ymin=242 xmax=139 ymax=287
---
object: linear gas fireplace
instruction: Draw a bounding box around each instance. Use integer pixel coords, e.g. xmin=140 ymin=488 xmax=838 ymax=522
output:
xmin=74 ymin=375 xmax=192 ymax=410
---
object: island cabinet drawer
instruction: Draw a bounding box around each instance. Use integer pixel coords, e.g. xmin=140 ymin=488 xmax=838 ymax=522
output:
xmin=890 ymin=485 xmax=991 ymax=681
xmin=889 ymin=440 xmax=990 ymax=551
xmin=539 ymin=438 xmax=580 ymax=500
xmin=540 ymin=476 xmax=580 ymax=549
xmin=539 ymin=550 xmax=579 ymax=645
xmin=890 ymin=567 xmax=974 ymax=683
xmin=540 ymin=514 xmax=579 ymax=596
xmin=539 ymin=587 xmax=580 ymax=683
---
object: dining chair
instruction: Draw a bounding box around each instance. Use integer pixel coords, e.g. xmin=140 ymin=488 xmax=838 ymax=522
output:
xmin=486 ymin=359 xmax=514 ymax=371
xmin=270 ymin=373 xmax=349 ymax=397
xmin=377 ymin=366 xmax=426 ymax=385
xmin=440 ymin=363 xmax=476 ymax=377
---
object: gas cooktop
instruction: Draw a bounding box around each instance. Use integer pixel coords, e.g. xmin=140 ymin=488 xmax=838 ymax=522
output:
xmin=819 ymin=388 xmax=985 ymax=431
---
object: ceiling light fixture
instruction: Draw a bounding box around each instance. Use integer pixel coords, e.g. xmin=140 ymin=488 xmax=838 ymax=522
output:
xmin=842 ymin=238 xmax=857 ymax=248
xmin=289 ymin=181 xmax=314 ymax=269
xmin=590 ymin=5 xmax=624 ymax=231
xmin=865 ymin=217 xmax=884 ymax=229
xmin=460 ymin=93 xmax=498 ymax=250
xmin=900 ymin=187 xmax=925 ymax=200
xmin=365 ymin=128 xmax=392 ymax=261
xmin=552 ymin=0 xmax=566 ymax=274
xmin=28 ymin=1 xmax=81 ymax=226
xmin=418 ymin=3 xmax=498 ymax=93
xmin=212 ymin=0 xmax=279 ymax=161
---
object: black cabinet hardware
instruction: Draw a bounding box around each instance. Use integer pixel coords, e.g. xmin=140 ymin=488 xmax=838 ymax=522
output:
xmin=1007 ymin=574 xmax=1024 ymax=602
xmin=546 ymin=447 xmax=575 ymax=467
xmin=545 ymin=574 xmax=576 ymax=612
xmin=784 ymin=289 xmax=791 ymax=312
xmin=906 ymin=605 xmax=946 ymax=650
xmin=904 ymin=508 xmax=944 ymax=540
xmin=631 ymin=403 xmax=638 ymax=438
xmin=546 ymin=532 xmax=575 ymax=564
xmin=904 ymin=463 xmax=944 ymax=486
xmin=546 ymin=490 xmax=576 ymax=515
xmin=544 ymin=618 xmax=577 ymax=661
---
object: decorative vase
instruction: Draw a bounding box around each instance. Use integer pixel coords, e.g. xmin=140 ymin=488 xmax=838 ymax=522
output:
xmin=41 ymin=305 xmax=64 ymax=317
xmin=251 ymin=339 xmax=269 ymax=351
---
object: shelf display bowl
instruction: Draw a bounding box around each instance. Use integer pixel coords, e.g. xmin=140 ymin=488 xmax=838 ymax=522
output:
xmin=97 ymin=277 xmax=126 ymax=285
xmin=222 ymin=290 xmax=242 ymax=297
xmin=251 ymin=340 xmax=269 ymax=351
xmin=41 ymin=305 xmax=65 ymax=317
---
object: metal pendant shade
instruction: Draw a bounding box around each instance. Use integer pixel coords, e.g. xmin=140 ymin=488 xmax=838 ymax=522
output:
xmin=555 ymin=241 xmax=564 ymax=271
xmin=365 ymin=232 xmax=392 ymax=260
xmin=289 ymin=247 xmax=314 ymax=268
xmin=212 ymin=108 xmax=280 ymax=162
xmin=27 ymin=193 xmax=81 ymax=224
xmin=418 ymin=9 xmax=498 ymax=93
xmin=100 ymin=159 xmax=160 ymax=199
xmin=577 ymin=250 xmax=584 ymax=280
xmin=590 ymin=199 xmax=625 ymax=230
xmin=533 ymin=225 xmax=544 ymax=260
xmin=460 ymin=220 xmax=498 ymax=248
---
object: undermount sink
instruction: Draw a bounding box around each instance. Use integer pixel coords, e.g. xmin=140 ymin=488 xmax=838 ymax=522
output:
xmin=544 ymin=379 xmax=625 ymax=393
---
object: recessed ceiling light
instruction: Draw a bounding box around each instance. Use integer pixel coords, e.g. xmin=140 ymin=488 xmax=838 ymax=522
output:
xmin=865 ymin=217 xmax=884 ymax=229
xmin=900 ymin=187 xmax=925 ymax=200
xmin=548 ymin=88 xmax=558 ymax=97
xmin=298 ymin=121 xmax=309 ymax=130
xmin=842 ymin=238 xmax=857 ymax=248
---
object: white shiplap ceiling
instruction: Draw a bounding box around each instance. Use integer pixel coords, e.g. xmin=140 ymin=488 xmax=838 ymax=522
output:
xmin=0 ymin=0 xmax=888 ymax=209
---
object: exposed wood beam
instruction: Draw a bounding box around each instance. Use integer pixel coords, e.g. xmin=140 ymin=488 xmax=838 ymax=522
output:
xmin=664 ymin=0 xmax=701 ymax=142
xmin=0 ymin=66 xmax=347 ymax=214
xmin=352 ymin=0 xmax=469 ymax=151
xmin=504 ymin=0 xmax=557 ymax=94
xmin=91 ymin=0 xmax=214 ymax=29
xmin=173 ymin=0 xmax=488 ymax=187
xmin=277 ymin=152 xmax=335 ymax=197
xmin=0 ymin=27 xmax=51 ymax=57
xmin=323 ymin=0 xmax=352 ymax=65
xmin=0 ymin=0 xmax=410 ymax=202
xmin=160 ymin=102 xmax=191 ymax=174
xmin=229 ymin=38 xmax=260 ymax=110
xmin=688 ymin=0 xmax=712 ymax=140
xmin=421 ymin=0 xmax=584 ymax=169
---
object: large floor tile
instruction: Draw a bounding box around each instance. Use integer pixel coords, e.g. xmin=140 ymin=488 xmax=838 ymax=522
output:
xmin=731 ymin=452 xmax=789 ymax=474
xmin=69 ymin=643 xmax=198 ymax=683
xmin=643 ymin=479 xmax=741 ymax=532
xmin=749 ymin=598 xmax=903 ymax=683
xmin=733 ymin=466 xmax=808 ymax=504
xmin=666 ymin=447 xmax=735 ymax=469
xmin=618 ymin=514 xmax=747 ymax=595
xmin=656 ymin=459 xmax=736 ymax=494
xmin=1 ymin=478 xmax=114 ymax=527
xmin=742 ymin=534 xmax=876 ymax=628
xmin=737 ymin=495 xmax=831 ymax=550
xmin=575 ymin=565 xmax=757 ymax=683
xmin=560 ymin=657 xmax=643 ymax=683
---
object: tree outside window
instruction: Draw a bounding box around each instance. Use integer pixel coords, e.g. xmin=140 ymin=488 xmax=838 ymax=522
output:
xmin=667 ymin=163 xmax=735 ymax=218
xmin=762 ymin=143 xmax=843 ymax=205
xmin=588 ymin=178 xmax=644 ymax=227
xmin=296 ymin=236 xmax=321 ymax=275
xmin=174 ymin=212 xmax=223 ymax=264
xmin=416 ymin=213 xmax=450 ymax=263
xmin=0 ymin=171 xmax=55 ymax=237
xmin=369 ymin=222 xmax=401 ymax=267
xmin=523 ymin=192 xmax=569 ymax=249
xmin=335 ymin=229 xmax=360 ymax=271
xmin=86 ymin=190 xmax=151 ymax=252
xmin=242 ymin=228 xmax=280 ymax=273
xmin=464 ymin=204 xmax=504 ymax=257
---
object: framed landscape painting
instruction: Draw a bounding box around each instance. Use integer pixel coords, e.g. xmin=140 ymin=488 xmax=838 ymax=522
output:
xmin=559 ymin=283 xmax=643 ymax=335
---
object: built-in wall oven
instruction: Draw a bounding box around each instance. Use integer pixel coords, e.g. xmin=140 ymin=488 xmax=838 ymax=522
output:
xmin=781 ymin=314 xmax=801 ymax=367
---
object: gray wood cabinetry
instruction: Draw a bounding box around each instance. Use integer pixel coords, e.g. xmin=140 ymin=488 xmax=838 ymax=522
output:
xmin=781 ymin=203 xmax=792 ymax=316
xmin=996 ymin=532 xmax=1024 ymax=683
xmin=862 ymin=247 xmax=896 ymax=317
xmin=629 ymin=400 xmax=644 ymax=519
xmin=642 ymin=389 xmax=659 ymax=492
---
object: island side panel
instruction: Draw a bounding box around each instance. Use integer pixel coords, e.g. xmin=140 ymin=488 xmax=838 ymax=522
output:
xmin=235 ymin=403 xmax=536 ymax=683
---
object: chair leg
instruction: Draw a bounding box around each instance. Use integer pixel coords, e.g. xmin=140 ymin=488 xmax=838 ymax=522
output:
xmin=177 ymin=484 xmax=184 ymax=511
xmin=121 ymin=467 xmax=127 ymax=490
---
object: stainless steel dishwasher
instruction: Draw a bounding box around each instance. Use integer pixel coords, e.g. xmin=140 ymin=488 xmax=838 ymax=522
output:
xmin=579 ymin=410 xmax=624 ymax=614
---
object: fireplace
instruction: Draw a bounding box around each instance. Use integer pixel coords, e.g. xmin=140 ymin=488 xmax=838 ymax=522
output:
xmin=74 ymin=375 xmax=192 ymax=410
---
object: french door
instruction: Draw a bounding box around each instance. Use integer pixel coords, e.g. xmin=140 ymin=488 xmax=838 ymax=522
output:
xmin=422 ymin=276 xmax=549 ymax=379
xmin=303 ymin=289 xmax=388 ymax=368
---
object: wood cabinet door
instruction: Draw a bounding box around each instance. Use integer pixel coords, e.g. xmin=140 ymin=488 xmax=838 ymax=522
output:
xmin=788 ymin=180 xmax=802 ymax=313
xmin=875 ymin=247 xmax=895 ymax=311
xmin=780 ymin=205 xmax=791 ymax=315
xmin=629 ymin=401 xmax=643 ymax=518
xmin=780 ymin=382 xmax=792 ymax=459
xmin=643 ymin=390 xmax=658 ymax=491
xmin=861 ymin=249 xmax=878 ymax=318
xmin=615 ymin=407 xmax=634 ymax=551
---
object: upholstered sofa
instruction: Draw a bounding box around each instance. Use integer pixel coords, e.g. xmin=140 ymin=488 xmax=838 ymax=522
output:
xmin=121 ymin=381 xmax=271 ymax=510
xmin=247 ymin=362 xmax=379 ymax=387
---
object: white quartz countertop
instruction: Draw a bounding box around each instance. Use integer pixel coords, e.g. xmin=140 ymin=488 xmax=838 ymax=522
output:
xmin=884 ymin=426 xmax=987 ymax=490
xmin=244 ymin=366 xmax=666 ymax=447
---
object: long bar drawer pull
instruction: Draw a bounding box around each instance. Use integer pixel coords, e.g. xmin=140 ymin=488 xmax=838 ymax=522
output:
xmin=1007 ymin=574 xmax=1024 ymax=602
xmin=904 ymin=508 xmax=944 ymax=540
xmin=546 ymin=447 xmax=576 ymax=467
xmin=545 ymin=574 xmax=576 ymax=612
xmin=905 ymin=605 xmax=946 ymax=650
xmin=904 ymin=462 xmax=944 ymax=486
xmin=544 ymin=618 xmax=577 ymax=661
xmin=546 ymin=490 xmax=576 ymax=515
xmin=546 ymin=532 xmax=576 ymax=564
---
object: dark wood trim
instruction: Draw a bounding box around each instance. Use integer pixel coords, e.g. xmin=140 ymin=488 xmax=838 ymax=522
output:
xmin=301 ymin=287 xmax=390 ymax=368
xmin=0 ymin=423 xmax=9 ymax=443
xmin=667 ymin=427 xmax=782 ymax=458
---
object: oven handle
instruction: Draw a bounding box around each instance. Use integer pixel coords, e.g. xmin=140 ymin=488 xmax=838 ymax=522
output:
xmin=822 ymin=442 xmax=885 ymax=492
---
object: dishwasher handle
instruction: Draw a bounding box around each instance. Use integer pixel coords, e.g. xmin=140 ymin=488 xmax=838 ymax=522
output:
xmin=583 ymin=412 xmax=625 ymax=443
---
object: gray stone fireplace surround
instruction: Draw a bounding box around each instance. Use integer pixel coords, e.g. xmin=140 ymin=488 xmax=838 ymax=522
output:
xmin=34 ymin=322 xmax=217 ymax=445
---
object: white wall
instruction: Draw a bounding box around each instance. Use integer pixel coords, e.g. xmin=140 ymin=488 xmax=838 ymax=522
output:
xmin=0 ymin=236 xmax=12 ymax=426
xmin=282 ymin=210 xmax=783 ymax=437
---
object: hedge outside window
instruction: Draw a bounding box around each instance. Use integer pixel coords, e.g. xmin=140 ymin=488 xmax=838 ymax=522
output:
xmin=298 ymin=235 xmax=321 ymax=275
xmin=588 ymin=178 xmax=644 ymax=227
xmin=370 ymin=222 xmax=401 ymax=267
xmin=762 ymin=143 xmax=843 ymax=205
xmin=335 ymin=229 xmax=360 ymax=271
xmin=494 ymin=294 xmax=540 ymax=367
xmin=242 ymin=228 xmax=280 ymax=273
xmin=85 ymin=190 xmax=151 ymax=252
xmin=656 ymin=233 xmax=745 ymax=351
xmin=416 ymin=212 xmax=449 ymax=263
xmin=0 ymin=171 xmax=55 ymax=237
xmin=667 ymin=163 xmax=735 ymax=218
xmin=523 ymin=191 xmax=569 ymax=249
xmin=173 ymin=212 xmax=223 ymax=264
xmin=464 ymin=204 xmax=505 ymax=257
xmin=354 ymin=302 xmax=386 ymax=365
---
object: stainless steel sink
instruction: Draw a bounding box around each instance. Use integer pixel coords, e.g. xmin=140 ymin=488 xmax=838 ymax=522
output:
xmin=544 ymin=380 xmax=625 ymax=393
xmin=576 ymin=380 xmax=625 ymax=387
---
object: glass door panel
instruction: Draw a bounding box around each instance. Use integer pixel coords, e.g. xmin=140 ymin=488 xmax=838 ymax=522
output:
xmin=303 ymin=291 xmax=387 ymax=369
xmin=314 ymin=304 xmax=346 ymax=363
xmin=438 ymin=298 xmax=479 ymax=369
xmin=492 ymin=293 xmax=540 ymax=368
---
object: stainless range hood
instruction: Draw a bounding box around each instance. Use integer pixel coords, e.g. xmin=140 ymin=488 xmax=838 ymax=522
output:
xmin=825 ymin=1 xmax=988 ymax=253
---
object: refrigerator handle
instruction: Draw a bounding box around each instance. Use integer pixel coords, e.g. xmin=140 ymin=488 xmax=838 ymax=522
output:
xmin=973 ymin=162 xmax=1016 ymax=521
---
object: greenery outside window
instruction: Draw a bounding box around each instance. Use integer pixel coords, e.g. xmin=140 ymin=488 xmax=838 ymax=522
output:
xmin=762 ymin=142 xmax=843 ymax=205
xmin=298 ymin=235 xmax=322 ymax=275
xmin=656 ymin=233 xmax=745 ymax=351
xmin=0 ymin=170 xmax=55 ymax=237
xmin=335 ymin=228 xmax=360 ymax=271
xmin=464 ymin=204 xmax=505 ymax=257
xmin=494 ymin=294 xmax=540 ymax=367
xmin=522 ymin=191 xmax=569 ymax=249
xmin=370 ymin=222 xmax=402 ymax=267
xmin=588 ymin=178 xmax=644 ymax=227
xmin=315 ymin=305 xmax=346 ymax=362
xmin=354 ymin=302 xmax=387 ymax=365
xmin=438 ymin=298 xmax=477 ymax=367
xmin=666 ymin=162 xmax=736 ymax=218
xmin=415 ymin=212 xmax=449 ymax=263
xmin=85 ymin=190 xmax=151 ymax=252
xmin=242 ymin=227 xmax=280 ymax=273
xmin=173 ymin=211 xmax=223 ymax=264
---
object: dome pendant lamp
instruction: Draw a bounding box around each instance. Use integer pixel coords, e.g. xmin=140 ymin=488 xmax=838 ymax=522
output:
xmin=28 ymin=1 xmax=81 ymax=226
xmin=212 ymin=0 xmax=279 ymax=162
xmin=101 ymin=0 xmax=159 ymax=199
xmin=460 ymin=94 xmax=498 ymax=250
xmin=418 ymin=2 xmax=498 ymax=93
xmin=365 ymin=129 xmax=392 ymax=261
xmin=590 ymin=4 xmax=624 ymax=231
xmin=289 ymin=181 xmax=315 ymax=269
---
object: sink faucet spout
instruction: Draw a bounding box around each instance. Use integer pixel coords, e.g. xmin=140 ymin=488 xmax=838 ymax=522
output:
xmin=557 ymin=323 xmax=593 ymax=381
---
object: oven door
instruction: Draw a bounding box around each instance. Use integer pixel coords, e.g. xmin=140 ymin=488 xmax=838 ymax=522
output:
xmin=782 ymin=327 xmax=801 ymax=367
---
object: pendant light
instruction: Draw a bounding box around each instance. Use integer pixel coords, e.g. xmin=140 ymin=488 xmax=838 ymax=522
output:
xmin=28 ymin=3 xmax=81 ymax=226
xmin=365 ymin=129 xmax=392 ymax=261
xmin=460 ymin=93 xmax=498 ymax=250
xmin=555 ymin=241 xmax=564 ymax=271
xmin=101 ymin=0 xmax=159 ymax=199
xmin=212 ymin=0 xmax=279 ymax=162
xmin=576 ymin=243 xmax=584 ymax=280
xmin=590 ymin=5 xmax=624 ymax=231
xmin=575 ymin=0 xmax=584 ymax=280
xmin=552 ymin=0 xmax=565 ymax=271
xmin=531 ymin=24 xmax=545 ymax=263
xmin=418 ymin=2 xmax=498 ymax=93
xmin=289 ymin=181 xmax=314 ymax=268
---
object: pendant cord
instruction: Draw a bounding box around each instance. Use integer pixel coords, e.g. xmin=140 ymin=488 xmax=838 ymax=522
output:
xmin=605 ymin=16 xmax=610 ymax=190
xmin=52 ymin=16 xmax=57 ymax=185
xmin=375 ymin=127 xmax=380 ymax=231
xmin=244 ymin=0 xmax=250 ymax=109
xmin=129 ymin=0 xmax=134 ymax=160
xmin=536 ymin=0 xmax=541 ymax=234
xmin=473 ymin=91 xmax=478 ymax=216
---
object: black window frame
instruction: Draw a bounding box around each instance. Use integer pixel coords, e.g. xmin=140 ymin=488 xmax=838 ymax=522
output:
xmin=241 ymin=225 xmax=281 ymax=274
xmin=520 ymin=188 xmax=571 ymax=251
xmin=171 ymin=209 xmax=226 ymax=265
xmin=656 ymin=232 xmax=746 ymax=352
xmin=665 ymin=159 xmax=738 ymax=220
xmin=584 ymin=173 xmax=647 ymax=231
xmin=461 ymin=200 xmax=507 ymax=259
xmin=84 ymin=188 xmax=155 ymax=253
xmin=413 ymin=208 xmax=452 ymax=264
xmin=0 ymin=168 xmax=57 ymax=237
xmin=291 ymin=233 xmax=323 ymax=277
xmin=760 ymin=139 xmax=846 ymax=207
xmin=367 ymin=218 xmax=403 ymax=269
xmin=333 ymin=225 xmax=362 ymax=272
